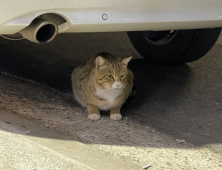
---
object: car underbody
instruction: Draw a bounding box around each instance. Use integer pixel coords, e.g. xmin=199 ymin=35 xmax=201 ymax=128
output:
xmin=1 ymin=0 xmax=222 ymax=65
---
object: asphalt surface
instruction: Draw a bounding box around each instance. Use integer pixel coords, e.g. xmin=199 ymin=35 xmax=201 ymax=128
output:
xmin=0 ymin=31 xmax=222 ymax=148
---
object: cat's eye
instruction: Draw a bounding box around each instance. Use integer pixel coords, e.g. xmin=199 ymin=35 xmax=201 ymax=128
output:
xmin=108 ymin=74 xmax=113 ymax=78
xmin=121 ymin=75 xmax=125 ymax=79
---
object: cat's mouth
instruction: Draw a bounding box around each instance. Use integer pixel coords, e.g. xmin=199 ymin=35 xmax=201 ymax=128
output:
xmin=111 ymin=87 xmax=122 ymax=91
xmin=105 ymin=86 xmax=121 ymax=90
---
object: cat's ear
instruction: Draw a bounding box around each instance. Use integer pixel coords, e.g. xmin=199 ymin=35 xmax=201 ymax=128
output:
xmin=121 ymin=56 xmax=132 ymax=68
xmin=96 ymin=56 xmax=108 ymax=69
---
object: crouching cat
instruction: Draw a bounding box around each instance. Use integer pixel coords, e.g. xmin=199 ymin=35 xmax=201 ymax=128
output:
xmin=71 ymin=52 xmax=134 ymax=120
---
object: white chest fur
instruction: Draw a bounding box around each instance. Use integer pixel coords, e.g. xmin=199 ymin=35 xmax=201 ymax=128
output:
xmin=96 ymin=87 xmax=122 ymax=106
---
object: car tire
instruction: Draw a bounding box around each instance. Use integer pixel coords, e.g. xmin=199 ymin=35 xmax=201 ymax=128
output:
xmin=127 ymin=28 xmax=221 ymax=65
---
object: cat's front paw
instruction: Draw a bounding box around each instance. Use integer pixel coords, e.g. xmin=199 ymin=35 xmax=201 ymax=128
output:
xmin=110 ymin=113 xmax=122 ymax=121
xmin=88 ymin=114 xmax=101 ymax=120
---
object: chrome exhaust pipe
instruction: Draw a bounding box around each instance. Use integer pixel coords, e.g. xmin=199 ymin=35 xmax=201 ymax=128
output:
xmin=20 ymin=18 xmax=58 ymax=43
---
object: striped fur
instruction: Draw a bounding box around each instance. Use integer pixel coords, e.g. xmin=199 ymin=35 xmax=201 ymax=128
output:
xmin=71 ymin=52 xmax=134 ymax=120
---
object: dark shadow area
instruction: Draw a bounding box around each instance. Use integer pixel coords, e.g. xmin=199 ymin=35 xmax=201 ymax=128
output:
xmin=123 ymin=59 xmax=191 ymax=111
xmin=0 ymin=38 xmax=75 ymax=93
xmin=0 ymin=33 xmax=222 ymax=148
xmin=125 ymin=59 xmax=222 ymax=146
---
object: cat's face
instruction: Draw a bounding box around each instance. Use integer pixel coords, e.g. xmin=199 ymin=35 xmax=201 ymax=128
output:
xmin=94 ymin=56 xmax=132 ymax=90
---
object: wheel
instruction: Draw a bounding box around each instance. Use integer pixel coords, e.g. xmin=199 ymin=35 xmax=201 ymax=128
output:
xmin=127 ymin=28 xmax=221 ymax=65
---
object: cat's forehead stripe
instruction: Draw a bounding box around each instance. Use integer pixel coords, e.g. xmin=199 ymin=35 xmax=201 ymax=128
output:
xmin=109 ymin=60 xmax=122 ymax=74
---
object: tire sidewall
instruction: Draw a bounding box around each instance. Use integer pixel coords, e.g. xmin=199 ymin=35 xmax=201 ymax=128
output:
xmin=127 ymin=28 xmax=221 ymax=65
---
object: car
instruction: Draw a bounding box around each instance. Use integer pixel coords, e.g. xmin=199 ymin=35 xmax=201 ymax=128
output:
xmin=0 ymin=0 xmax=222 ymax=65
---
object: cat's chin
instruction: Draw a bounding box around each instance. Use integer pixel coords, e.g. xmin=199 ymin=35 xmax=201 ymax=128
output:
xmin=111 ymin=88 xmax=121 ymax=91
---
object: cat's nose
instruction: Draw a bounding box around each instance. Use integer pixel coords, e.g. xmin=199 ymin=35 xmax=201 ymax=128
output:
xmin=116 ymin=84 xmax=120 ymax=87
xmin=113 ymin=82 xmax=122 ymax=88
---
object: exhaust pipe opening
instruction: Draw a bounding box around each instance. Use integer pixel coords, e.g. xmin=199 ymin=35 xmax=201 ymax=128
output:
xmin=20 ymin=18 xmax=58 ymax=44
xmin=36 ymin=24 xmax=56 ymax=43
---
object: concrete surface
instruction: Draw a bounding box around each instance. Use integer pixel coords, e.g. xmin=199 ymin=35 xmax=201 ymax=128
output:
xmin=0 ymin=32 xmax=222 ymax=169
xmin=0 ymin=109 xmax=139 ymax=170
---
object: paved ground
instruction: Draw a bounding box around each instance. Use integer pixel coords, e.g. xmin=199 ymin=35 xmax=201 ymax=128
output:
xmin=0 ymin=32 xmax=222 ymax=169
xmin=0 ymin=109 xmax=139 ymax=170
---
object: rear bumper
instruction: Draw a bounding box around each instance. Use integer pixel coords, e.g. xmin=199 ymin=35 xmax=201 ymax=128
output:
xmin=63 ymin=9 xmax=222 ymax=32
xmin=1 ymin=1 xmax=222 ymax=34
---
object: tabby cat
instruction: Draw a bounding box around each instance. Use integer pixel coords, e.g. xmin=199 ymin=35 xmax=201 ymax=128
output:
xmin=71 ymin=52 xmax=134 ymax=120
